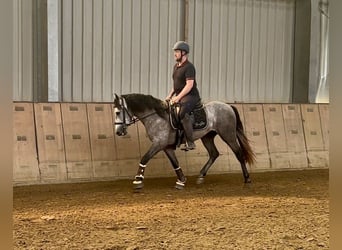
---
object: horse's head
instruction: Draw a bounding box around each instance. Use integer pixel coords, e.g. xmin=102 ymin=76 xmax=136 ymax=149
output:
xmin=114 ymin=93 xmax=168 ymax=136
xmin=113 ymin=94 xmax=135 ymax=136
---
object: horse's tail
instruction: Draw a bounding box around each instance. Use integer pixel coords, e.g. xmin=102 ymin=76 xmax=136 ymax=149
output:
xmin=231 ymin=105 xmax=256 ymax=166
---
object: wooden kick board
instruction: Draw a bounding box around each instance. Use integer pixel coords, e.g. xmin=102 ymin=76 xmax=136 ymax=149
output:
xmin=319 ymin=104 xmax=329 ymax=151
xmin=263 ymin=104 xmax=291 ymax=169
xmin=301 ymin=104 xmax=324 ymax=151
xmin=263 ymin=104 xmax=287 ymax=153
xmin=87 ymin=103 xmax=116 ymax=161
xmin=34 ymin=103 xmax=67 ymax=182
xmin=243 ymin=104 xmax=270 ymax=170
xmin=61 ymin=103 xmax=92 ymax=179
xmin=61 ymin=103 xmax=91 ymax=161
xmin=301 ymin=104 xmax=327 ymax=168
xmin=243 ymin=104 xmax=268 ymax=154
xmin=13 ymin=103 xmax=40 ymax=183
xmin=87 ymin=103 xmax=117 ymax=178
xmin=282 ymin=104 xmax=307 ymax=153
xmin=281 ymin=104 xmax=308 ymax=168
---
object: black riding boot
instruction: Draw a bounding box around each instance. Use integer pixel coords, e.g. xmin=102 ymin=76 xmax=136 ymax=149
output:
xmin=180 ymin=114 xmax=196 ymax=151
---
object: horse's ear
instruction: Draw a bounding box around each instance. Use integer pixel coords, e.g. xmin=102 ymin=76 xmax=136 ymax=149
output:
xmin=113 ymin=93 xmax=120 ymax=105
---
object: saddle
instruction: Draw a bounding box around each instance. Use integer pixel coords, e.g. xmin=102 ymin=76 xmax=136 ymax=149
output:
xmin=168 ymin=101 xmax=208 ymax=148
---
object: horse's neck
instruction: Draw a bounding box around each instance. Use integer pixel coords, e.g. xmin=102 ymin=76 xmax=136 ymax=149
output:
xmin=132 ymin=109 xmax=150 ymax=119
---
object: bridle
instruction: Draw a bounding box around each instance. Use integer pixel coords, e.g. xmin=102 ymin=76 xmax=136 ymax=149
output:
xmin=114 ymin=97 xmax=139 ymax=131
xmin=114 ymin=96 xmax=157 ymax=132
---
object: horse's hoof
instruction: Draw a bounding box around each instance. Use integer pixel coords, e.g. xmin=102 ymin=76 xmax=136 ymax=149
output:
xmin=196 ymin=177 xmax=205 ymax=185
xmin=175 ymin=179 xmax=186 ymax=190
xmin=243 ymin=179 xmax=252 ymax=188
xmin=175 ymin=184 xmax=185 ymax=190
xmin=245 ymin=178 xmax=252 ymax=184
xmin=133 ymin=180 xmax=144 ymax=189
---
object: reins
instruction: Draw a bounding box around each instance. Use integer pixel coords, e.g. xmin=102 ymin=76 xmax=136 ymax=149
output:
xmin=167 ymin=100 xmax=182 ymax=130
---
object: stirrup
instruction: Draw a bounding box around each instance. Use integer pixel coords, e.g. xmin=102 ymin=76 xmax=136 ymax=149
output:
xmin=181 ymin=141 xmax=196 ymax=151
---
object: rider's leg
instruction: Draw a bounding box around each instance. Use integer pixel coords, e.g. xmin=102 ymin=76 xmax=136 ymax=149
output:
xmin=178 ymin=98 xmax=197 ymax=150
xmin=180 ymin=113 xmax=196 ymax=150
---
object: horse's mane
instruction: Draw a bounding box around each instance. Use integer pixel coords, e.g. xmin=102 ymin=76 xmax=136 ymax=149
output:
xmin=122 ymin=93 xmax=168 ymax=118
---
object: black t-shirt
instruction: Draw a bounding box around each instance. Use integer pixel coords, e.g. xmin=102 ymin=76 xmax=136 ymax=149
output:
xmin=172 ymin=60 xmax=200 ymax=98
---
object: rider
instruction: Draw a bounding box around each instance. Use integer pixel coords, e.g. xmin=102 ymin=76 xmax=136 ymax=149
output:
xmin=166 ymin=41 xmax=201 ymax=151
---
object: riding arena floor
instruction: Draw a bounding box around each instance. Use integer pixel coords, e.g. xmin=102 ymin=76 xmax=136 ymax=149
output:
xmin=13 ymin=169 xmax=329 ymax=250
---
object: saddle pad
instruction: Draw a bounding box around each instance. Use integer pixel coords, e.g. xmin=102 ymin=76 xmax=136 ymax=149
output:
xmin=191 ymin=107 xmax=207 ymax=130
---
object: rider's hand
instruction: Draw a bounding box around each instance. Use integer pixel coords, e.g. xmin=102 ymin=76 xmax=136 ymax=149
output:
xmin=171 ymin=97 xmax=179 ymax=104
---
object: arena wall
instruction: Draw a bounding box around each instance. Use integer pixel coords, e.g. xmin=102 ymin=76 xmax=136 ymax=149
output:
xmin=13 ymin=103 xmax=329 ymax=186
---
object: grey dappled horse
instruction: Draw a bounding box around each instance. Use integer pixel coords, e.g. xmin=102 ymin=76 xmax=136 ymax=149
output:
xmin=113 ymin=93 xmax=255 ymax=189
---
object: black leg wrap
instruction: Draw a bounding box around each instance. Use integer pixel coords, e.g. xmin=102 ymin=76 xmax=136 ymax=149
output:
xmin=175 ymin=168 xmax=186 ymax=182
xmin=133 ymin=164 xmax=146 ymax=188
xmin=175 ymin=168 xmax=187 ymax=189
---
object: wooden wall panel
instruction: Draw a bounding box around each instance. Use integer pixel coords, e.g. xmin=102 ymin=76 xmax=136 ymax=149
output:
xmin=61 ymin=103 xmax=92 ymax=179
xmin=13 ymin=103 xmax=40 ymax=184
xmin=263 ymin=104 xmax=291 ymax=169
xmin=87 ymin=103 xmax=116 ymax=161
xmin=282 ymin=104 xmax=308 ymax=168
xmin=301 ymin=104 xmax=328 ymax=168
xmin=301 ymin=104 xmax=324 ymax=150
xmin=243 ymin=104 xmax=270 ymax=170
xmin=87 ymin=103 xmax=117 ymax=178
xmin=319 ymin=104 xmax=329 ymax=151
xmin=34 ymin=103 xmax=67 ymax=182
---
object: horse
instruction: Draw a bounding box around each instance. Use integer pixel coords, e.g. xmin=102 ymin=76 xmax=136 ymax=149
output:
xmin=113 ymin=93 xmax=256 ymax=189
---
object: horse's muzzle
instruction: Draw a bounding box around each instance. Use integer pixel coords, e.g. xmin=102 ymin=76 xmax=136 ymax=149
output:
xmin=116 ymin=130 xmax=127 ymax=136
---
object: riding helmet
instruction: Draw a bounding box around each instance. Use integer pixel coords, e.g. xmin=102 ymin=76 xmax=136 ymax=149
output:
xmin=173 ymin=41 xmax=189 ymax=54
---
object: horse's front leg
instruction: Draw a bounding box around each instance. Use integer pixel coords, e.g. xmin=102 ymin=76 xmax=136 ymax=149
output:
xmin=164 ymin=147 xmax=187 ymax=189
xmin=133 ymin=143 xmax=162 ymax=189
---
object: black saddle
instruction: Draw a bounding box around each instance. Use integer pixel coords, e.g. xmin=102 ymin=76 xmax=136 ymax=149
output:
xmin=169 ymin=101 xmax=207 ymax=130
xmin=168 ymin=101 xmax=208 ymax=148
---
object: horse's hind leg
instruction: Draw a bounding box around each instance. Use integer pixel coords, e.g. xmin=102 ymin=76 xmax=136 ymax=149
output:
xmin=197 ymin=132 xmax=219 ymax=184
xmin=220 ymin=135 xmax=251 ymax=183
xmin=233 ymin=146 xmax=251 ymax=183
xmin=164 ymin=147 xmax=187 ymax=189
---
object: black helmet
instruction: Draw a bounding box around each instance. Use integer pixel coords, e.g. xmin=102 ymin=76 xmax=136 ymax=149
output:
xmin=173 ymin=41 xmax=189 ymax=54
